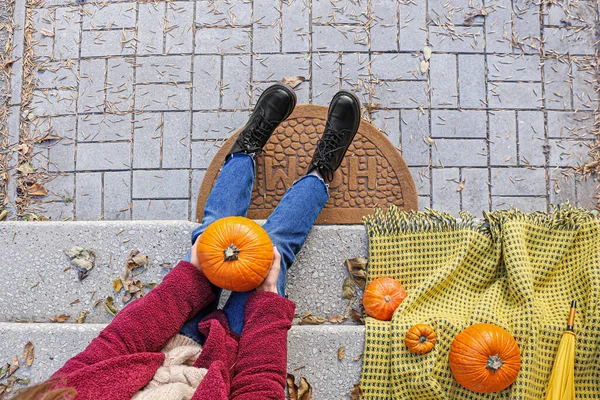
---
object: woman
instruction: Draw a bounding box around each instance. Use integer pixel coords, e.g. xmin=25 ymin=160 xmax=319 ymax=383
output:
xmin=12 ymin=84 xmax=361 ymax=399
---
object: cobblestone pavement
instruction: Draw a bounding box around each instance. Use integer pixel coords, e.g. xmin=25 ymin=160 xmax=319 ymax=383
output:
xmin=2 ymin=0 xmax=599 ymax=221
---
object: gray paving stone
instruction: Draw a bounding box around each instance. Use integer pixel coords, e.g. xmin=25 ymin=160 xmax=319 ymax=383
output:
xmin=193 ymin=55 xmax=221 ymax=110
xmin=491 ymin=167 xmax=546 ymax=196
xmin=253 ymin=0 xmax=281 ymax=53
xmin=572 ymin=60 xmax=597 ymax=110
xmin=136 ymin=55 xmax=192 ymax=84
xmin=549 ymin=167 xmax=576 ymax=206
xmin=545 ymin=1 xmax=597 ymax=26
xmin=106 ymin=58 xmax=134 ymax=113
xmin=103 ymin=171 xmax=131 ymax=220
xmin=429 ymin=25 xmax=484 ymax=53
xmin=430 ymin=53 xmax=458 ymax=108
xmin=162 ymin=112 xmax=192 ymax=169
xmin=135 ymin=83 xmax=191 ymax=111
xmin=485 ymin=1 xmax=512 ymax=53
xmin=432 ymin=167 xmax=461 ymax=215
xmin=428 ymin=0 xmax=484 ymax=26
xmin=311 ymin=52 xmax=341 ymax=102
xmin=10 ymin=58 xmax=23 ymax=106
xmin=517 ymin=110 xmax=546 ymax=166
xmin=48 ymin=139 xmax=75 ymax=172
xmin=548 ymin=139 xmax=593 ymax=168
xmin=196 ymin=0 xmax=252 ymax=27
xmin=373 ymin=80 xmax=427 ymax=109
xmin=82 ymin=2 xmax=137 ymax=30
xmin=399 ymin=0 xmax=427 ymax=51
xmin=547 ymin=111 xmax=595 ymax=140
xmin=133 ymin=113 xmax=162 ymax=169
xmin=491 ymin=196 xmax=547 ymax=212
xmin=489 ymin=81 xmax=542 ymax=109
xmin=195 ymin=27 xmax=251 ymax=54
xmin=132 ymin=199 xmax=190 ymax=219
xmin=544 ymin=26 xmax=597 ymax=55
xmin=370 ymin=53 xmax=422 ymax=81
xmin=77 ymin=142 xmax=131 ymax=171
xmin=44 ymin=173 xmax=75 ymax=201
xmin=458 ymin=54 xmax=486 ymax=108
xmin=78 ymin=58 xmax=106 ymax=113
xmin=31 ymin=89 xmax=77 ymax=116
xmin=75 ymin=172 xmax=102 ymax=220
xmin=576 ymin=175 xmax=599 ymax=209
xmin=31 ymin=8 xmax=54 ymax=58
xmin=432 ymin=138 xmax=487 ymax=167
xmin=281 ymin=0 xmax=310 ymax=52
xmin=400 ymin=109 xmax=430 ymax=166
xmin=312 ymin=0 xmax=367 ymax=24
xmin=418 ymin=195 xmax=432 ymax=210
xmin=461 ymin=167 xmax=490 ymax=214
xmin=371 ymin=109 xmax=399 ymax=148
xmin=222 ymin=55 xmax=251 ymax=109
xmin=165 ymin=2 xmax=194 ymax=54
xmin=431 ymin=110 xmax=486 ymax=138
xmin=81 ymin=29 xmax=136 ymax=57
xmin=53 ymin=7 xmax=81 ymax=60
xmin=253 ymin=53 xmax=309 ymax=81
xmin=489 ymin=110 xmax=517 ymax=166
xmin=192 ymin=111 xmax=248 ymax=140
xmin=370 ymin=0 xmax=399 ymax=51
xmin=133 ymin=170 xmax=190 ymax=199
xmin=409 ymin=166 xmax=431 ymax=196
xmin=35 ymin=61 xmax=78 ymax=89
xmin=40 ymin=200 xmax=75 ymax=221
xmin=192 ymin=140 xmax=223 ymax=169
xmin=512 ymin=0 xmax=541 ymax=54
xmin=78 ymin=114 xmax=131 ymax=142
xmin=138 ymin=2 xmax=166 ymax=55
xmin=253 ymin=81 xmax=309 ymax=105
xmin=340 ymin=52 xmax=371 ymax=105
xmin=34 ymin=115 xmax=77 ymax=140
xmin=543 ymin=57 xmax=572 ymax=110
xmin=312 ymin=25 xmax=369 ymax=52
xmin=487 ymin=55 xmax=542 ymax=82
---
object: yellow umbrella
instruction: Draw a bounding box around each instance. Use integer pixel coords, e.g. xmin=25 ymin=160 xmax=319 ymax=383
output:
xmin=545 ymin=300 xmax=576 ymax=400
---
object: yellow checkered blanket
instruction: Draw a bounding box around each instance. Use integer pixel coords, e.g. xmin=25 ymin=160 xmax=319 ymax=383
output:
xmin=360 ymin=204 xmax=600 ymax=399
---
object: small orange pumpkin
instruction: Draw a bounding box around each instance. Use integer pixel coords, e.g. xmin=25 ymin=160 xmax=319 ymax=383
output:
xmin=449 ymin=323 xmax=521 ymax=393
xmin=362 ymin=277 xmax=407 ymax=321
xmin=197 ymin=216 xmax=273 ymax=291
xmin=405 ymin=324 xmax=437 ymax=354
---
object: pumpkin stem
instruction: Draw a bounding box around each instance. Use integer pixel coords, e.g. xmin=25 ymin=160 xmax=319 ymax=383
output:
xmin=486 ymin=355 xmax=504 ymax=371
xmin=223 ymin=244 xmax=241 ymax=261
xmin=419 ymin=336 xmax=428 ymax=344
xmin=384 ymin=295 xmax=391 ymax=302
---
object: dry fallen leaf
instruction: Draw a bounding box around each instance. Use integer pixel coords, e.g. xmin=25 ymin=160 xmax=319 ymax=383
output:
xmin=327 ymin=314 xmax=345 ymax=324
xmin=104 ymin=296 xmax=118 ymax=316
xmin=349 ymin=384 xmax=364 ymax=399
xmin=40 ymin=29 xmax=54 ymax=37
xmin=342 ymin=276 xmax=356 ymax=300
xmin=349 ymin=309 xmax=364 ymax=324
xmin=353 ymin=353 xmax=363 ymax=361
xmin=26 ymin=182 xmax=48 ymax=197
xmin=464 ymin=7 xmax=488 ymax=25
xmin=457 ymin=180 xmax=466 ymax=192
xmin=281 ymin=75 xmax=306 ymax=89
xmin=64 ymin=246 xmax=96 ymax=281
xmin=6 ymin=356 xmax=19 ymax=378
xmin=423 ymin=46 xmax=432 ymax=61
xmin=16 ymin=163 xmax=35 ymax=175
xmin=113 ymin=279 xmax=123 ymax=292
xmin=126 ymin=250 xmax=148 ymax=271
xmin=338 ymin=346 xmax=345 ymax=361
xmin=21 ymin=342 xmax=34 ymax=367
xmin=345 ymin=258 xmax=367 ymax=290
xmin=0 ymin=363 xmax=9 ymax=379
xmin=297 ymin=377 xmax=312 ymax=399
xmin=420 ymin=60 xmax=430 ymax=74
xmin=423 ymin=136 xmax=435 ymax=146
xmin=75 ymin=311 xmax=88 ymax=324
xmin=300 ymin=315 xmax=326 ymax=325
xmin=49 ymin=314 xmax=70 ymax=323
xmin=287 ymin=373 xmax=298 ymax=400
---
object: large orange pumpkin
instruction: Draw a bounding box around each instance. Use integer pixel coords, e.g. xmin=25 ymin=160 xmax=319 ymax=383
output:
xmin=197 ymin=216 xmax=273 ymax=291
xmin=449 ymin=323 xmax=521 ymax=393
xmin=405 ymin=324 xmax=437 ymax=354
xmin=362 ymin=277 xmax=407 ymax=321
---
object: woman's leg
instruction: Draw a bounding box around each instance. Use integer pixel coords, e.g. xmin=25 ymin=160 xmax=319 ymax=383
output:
xmin=223 ymin=173 xmax=329 ymax=334
xmin=179 ymin=153 xmax=255 ymax=343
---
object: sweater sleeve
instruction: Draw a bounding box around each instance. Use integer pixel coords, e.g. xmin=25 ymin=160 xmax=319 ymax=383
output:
xmin=53 ymin=261 xmax=215 ymax=376
xmin=230 ymin=291 xmax=296 ymax=400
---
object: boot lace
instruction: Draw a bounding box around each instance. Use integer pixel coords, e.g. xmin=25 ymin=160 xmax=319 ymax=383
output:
xmin=312 ymin=122 xmax=348 ymax=181
xmin=239 ymin=109 xmax=275 ymax=153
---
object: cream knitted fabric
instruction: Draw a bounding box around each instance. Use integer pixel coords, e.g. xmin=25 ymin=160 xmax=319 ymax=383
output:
xmin=132 ymin=335 xmax=208 ymax=400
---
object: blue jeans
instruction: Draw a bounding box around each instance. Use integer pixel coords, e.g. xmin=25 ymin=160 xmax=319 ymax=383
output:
xmin=179 ymin=154 xmax=329 ymax=341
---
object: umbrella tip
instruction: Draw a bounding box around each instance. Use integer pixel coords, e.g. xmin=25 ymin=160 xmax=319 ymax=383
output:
xmin=571 ymin=300 xmax=576 ymax=308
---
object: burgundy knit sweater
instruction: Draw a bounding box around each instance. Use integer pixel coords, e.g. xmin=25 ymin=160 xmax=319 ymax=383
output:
xmin=49 ymin=261 xmax=296 ymax=399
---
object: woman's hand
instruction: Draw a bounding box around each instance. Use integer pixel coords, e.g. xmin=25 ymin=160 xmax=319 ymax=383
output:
xmin=256 ymin=247 xmax=281 ymax=294
xmin=190 ymin=238 xmax=202 ymax=272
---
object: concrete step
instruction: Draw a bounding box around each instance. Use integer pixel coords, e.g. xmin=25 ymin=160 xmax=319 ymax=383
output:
xmin=0 ymin=221 xmax=368 ymax=324
xmin=0 ymin=322 xmax=364 ymax=399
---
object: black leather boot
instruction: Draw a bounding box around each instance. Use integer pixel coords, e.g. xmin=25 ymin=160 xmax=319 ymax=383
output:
xmin=308 ymin=90 xmax=361 ymax=182
xmin=227 ymin=83 xmax=296 ymax=158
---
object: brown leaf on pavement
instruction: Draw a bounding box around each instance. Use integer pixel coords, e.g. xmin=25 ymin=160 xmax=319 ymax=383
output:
xmin=349 ymin=384 xmax=364 ymax=399
xmin=300 ymin=315 xmax=326 ymax=325
xmin=342 ymin=276 xmax=356 ymax=300
xmin=344 ymin=258 xmax=367 ymax=290
xmin=104 ymin=297 xmax=118 ymax=317
xmin=338 ymin=346 xmax=345 ymax=361
xmin=287 ymin=373 xmax=298 ymax=400
xmin=281 ymin=76 xmax=305 ymax=89
xmin=21 ymin=342 xmax=34 ymax=367
xmin=327 ymin=314 xmax=345 ymax=324
xmin=297 ymin=377 xmax=312 ymax=399
xmin=75 ymin=311 xmax=89 ymax=324
xmin=49 ymin=314 xmax=70 ymax=323
xmin=26 ymin=182 xmax=48 ymax=197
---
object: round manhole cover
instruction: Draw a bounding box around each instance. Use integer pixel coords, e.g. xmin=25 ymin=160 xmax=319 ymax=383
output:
xmin=196 ymin=105 xmax=417 ymax=224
